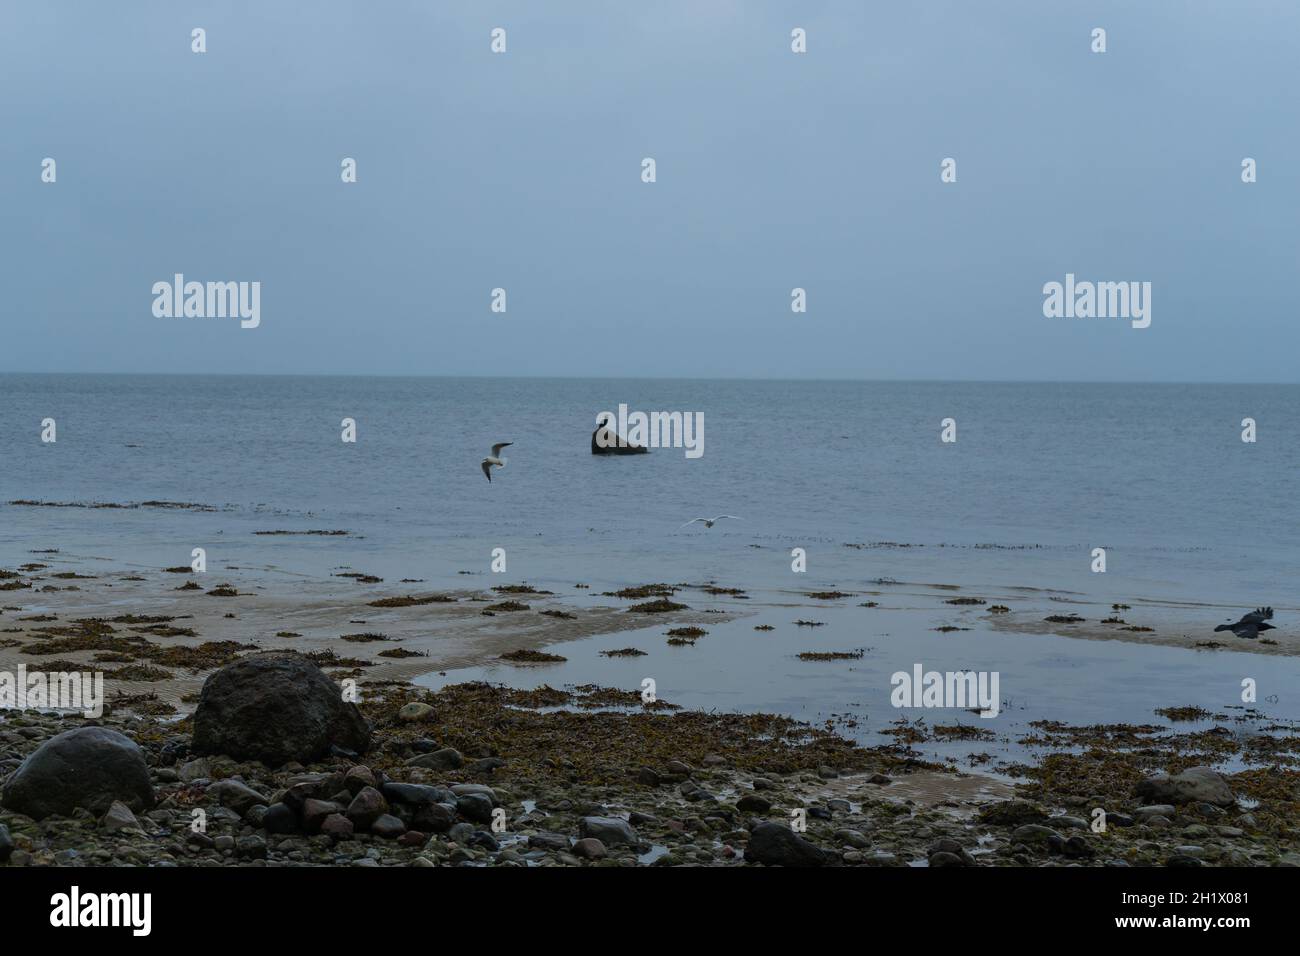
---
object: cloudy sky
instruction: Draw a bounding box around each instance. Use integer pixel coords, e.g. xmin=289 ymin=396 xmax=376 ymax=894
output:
xmin=3 ymin=1 xmax=1296 ymax=381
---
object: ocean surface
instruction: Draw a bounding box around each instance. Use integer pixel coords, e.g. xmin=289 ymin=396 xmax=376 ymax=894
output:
xmin=3 ymin=374 xmax=1299 ymax=766
xmin=1 ymin=374 xmax=1295 ymax=604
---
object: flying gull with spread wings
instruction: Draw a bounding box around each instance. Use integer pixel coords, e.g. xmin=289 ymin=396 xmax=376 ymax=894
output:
xmin=678 ymin=515 xmax=742 ymax=530
xmin=481 ymin=442 xmax=512 ymax=482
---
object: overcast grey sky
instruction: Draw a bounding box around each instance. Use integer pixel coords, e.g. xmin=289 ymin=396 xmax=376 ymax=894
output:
xmin=2 ymin=1 xmax=1296 ymax=381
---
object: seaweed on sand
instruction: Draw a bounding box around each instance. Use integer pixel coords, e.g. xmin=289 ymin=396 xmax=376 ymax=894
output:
xmin=304 ymin=649 xmax=373 ymax=668
xmin=105 ymin=664 xmax=174 ymax=682
xmin=484 ymin=601 xmax=530 ymax=612
xmin=605 ymin=584 xmax=678 ymax=599
xmin=666 ymin=626 xmax=707 ymax=639
xmin=367 ymin=594 xmax=455 ymax=608
xmin=796 ymin=650 xmax=864 ymax=661
xmin=499 ymin=649 xmax=567 ymax=663
xmin=628 ymin=598 xmax=688 ymax=613
xmin=377 ymin=647 xmax=427 ymax=659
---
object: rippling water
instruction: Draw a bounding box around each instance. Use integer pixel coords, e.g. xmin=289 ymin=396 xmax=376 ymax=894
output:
xmin=1 ymin=374 xmax=1295 ymax=605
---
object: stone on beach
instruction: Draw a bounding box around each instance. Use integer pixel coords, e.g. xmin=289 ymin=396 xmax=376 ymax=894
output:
xmin=398 ymin=702 xmax=433 ymax=723
xmin=208 ymin=779 xmax=271 ymax=816
xmin=1134 ymin=767 xmax=1234 ymax=807
xmin=100 ymin=800 xmax=142 ymax=832
xmin=1 ymin=726 xmax=155 ymax=820
xmin=405 ymin=747 xmax=462 ymax=771
xmin=743 ymin=822 xmax=831 ymax=867
xmin=345 ymin=786 xmax=389 ymax=830
xmin=579 ymin=816 xmax=639 ymax=847
xmin=573 ymin=838 xmax=607 ymax=859
xmin=191 ymin=653 xmax=371 ymax=766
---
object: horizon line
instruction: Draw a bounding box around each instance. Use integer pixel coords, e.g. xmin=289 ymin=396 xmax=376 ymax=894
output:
xmin=0 ymin=369 xmax=1292 ymax=387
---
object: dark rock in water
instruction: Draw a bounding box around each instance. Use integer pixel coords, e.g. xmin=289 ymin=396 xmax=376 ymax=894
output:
xmin=263 ymin=802 xmax=299 ymax=834
xmin=744 ymin=822 xmax=831 ymax=867
xmin=592 ymin=425 xmax=648 ymax=455
xmin=0 ymin=823 xmax=12 ymax=862
xmin=1 ymin=727 xmax=155 ymax=820
xmin=928 ymin=850 xmax=968 ymax=867
xmin=1135 ymin=767 xmax=1234 ymax=807
xmin=468 ymin=830 xmax=499 ymax=851
xmin=579 ymin=816 xmax=639 ymax=847
xmin=192 ymin=653 xmax=371 ymax=766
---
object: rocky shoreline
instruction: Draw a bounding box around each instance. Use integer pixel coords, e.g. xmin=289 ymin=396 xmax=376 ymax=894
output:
xmin=2 ymin=652 xmax=1296 ymax=868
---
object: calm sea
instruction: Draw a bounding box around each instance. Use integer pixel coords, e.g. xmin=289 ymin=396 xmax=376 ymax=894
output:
xmin=1 ymin=375 xmax=1294 ymax=604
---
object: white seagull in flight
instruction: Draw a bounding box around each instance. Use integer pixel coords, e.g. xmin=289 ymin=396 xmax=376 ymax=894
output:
xmin=481 ymin=442 xmax=512 ymax=482
xmin=678 ymin=515 xmax=743 ymax=530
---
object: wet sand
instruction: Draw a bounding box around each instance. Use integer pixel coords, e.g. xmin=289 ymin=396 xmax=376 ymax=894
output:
xmin=2 ymin=551 xmax=1295 ymax=720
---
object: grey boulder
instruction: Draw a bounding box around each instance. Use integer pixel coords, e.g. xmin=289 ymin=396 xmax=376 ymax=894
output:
xmin=1 ymin=727 xmax=155 ymax=821
xmin=192 ymin=653 xmax=371 ymax=766
xmin=1135 ymin=767 xmax=1234 ymax=807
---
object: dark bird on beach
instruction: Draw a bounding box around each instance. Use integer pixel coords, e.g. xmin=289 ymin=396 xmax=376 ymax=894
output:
xmin=481 ymin=442 xmax=512 ymax=482
xmin=1215 ymin=607 xmax=1276 ymax=640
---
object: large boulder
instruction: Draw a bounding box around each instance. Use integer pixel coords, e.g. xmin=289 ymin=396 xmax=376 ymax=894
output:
xmin=1134 ymin=767 xmax=1234 ymax=807
xmin=1 ymin=727 xmax=155 ymax=820
xmin=192 ymin=653 xmax=371 ymax=766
